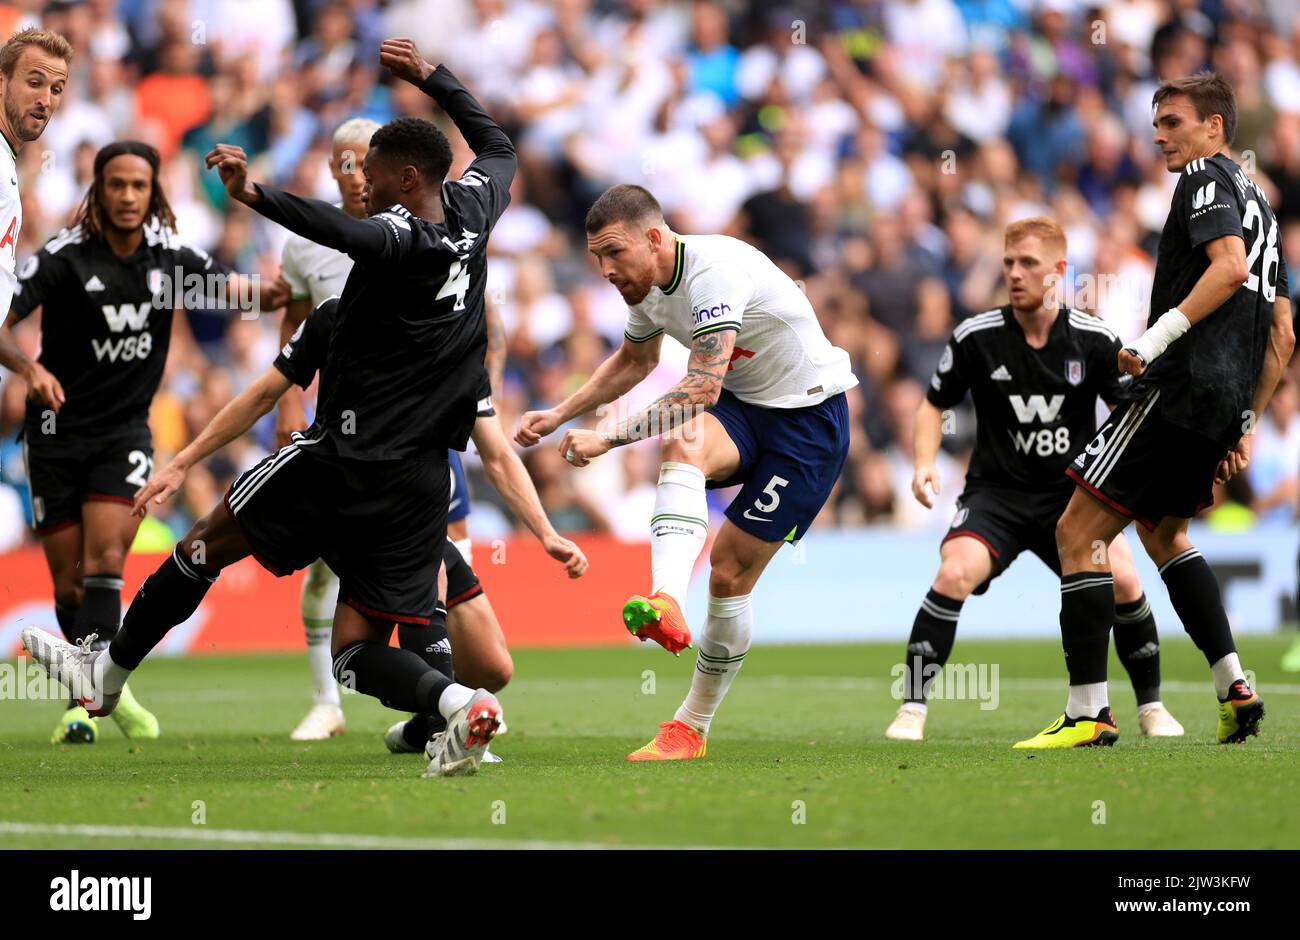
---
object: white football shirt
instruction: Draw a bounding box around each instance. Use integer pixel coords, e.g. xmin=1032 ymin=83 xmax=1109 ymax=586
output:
xmin=0 ymin=138 xmax=22 ymax=317
xmin=279 ymin=204 xmax=354 ymax=308
xmin=623 ymin=234 xmax=859 ymax=408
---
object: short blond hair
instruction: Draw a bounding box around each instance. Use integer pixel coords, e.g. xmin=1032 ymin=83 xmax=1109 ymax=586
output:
xmin=0 ymin=27 xmax=74 ymax=77
xmin=1005 ymin=216 xmax=1067 ymax=260
xmin=333 ymin=117 xmax=381 ymax=149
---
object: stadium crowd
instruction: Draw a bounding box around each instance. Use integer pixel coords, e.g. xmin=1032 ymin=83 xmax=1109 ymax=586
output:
xmin=0 ymin=0 xmax=1298 ymax=551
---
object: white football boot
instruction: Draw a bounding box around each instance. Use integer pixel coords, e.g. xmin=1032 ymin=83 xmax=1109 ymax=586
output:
xmin=21 ymin=628 xmax=119 ymax=715
xmin=1137 ymin=703 xmax=1185 ymax=736
xmin=290 ymin=703 xmax=345 ymax=741
xmin=423 ymin=690 xmax=503 ymax=778
xmin=885 ymin=704 xmax=927 ymax=741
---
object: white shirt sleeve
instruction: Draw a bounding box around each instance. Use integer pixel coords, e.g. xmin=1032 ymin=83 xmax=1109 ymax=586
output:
xmin=684 ymin=261 xmax=752 ymax=341
xmin=623 ymin=302 xmax=663 ymax=344
xmin=279 ymin=237 xmax=310 ymax=300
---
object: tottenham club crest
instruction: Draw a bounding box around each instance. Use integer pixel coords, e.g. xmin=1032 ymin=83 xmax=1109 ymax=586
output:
xmin=1065 ymin=359 xmax=1084 ymax=386
xmin=147 ymin=268 xmax=164 ymax=299
xmin=949 ymin=506 xmax=969 ymax=530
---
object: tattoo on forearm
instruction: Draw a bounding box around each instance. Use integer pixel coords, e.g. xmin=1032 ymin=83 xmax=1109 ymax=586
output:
xmin=605 ymin=330 xmax=733 ymax=446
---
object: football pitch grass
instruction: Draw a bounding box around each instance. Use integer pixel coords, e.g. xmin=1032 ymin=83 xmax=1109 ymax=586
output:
xmin=1 ymin=636 xmax=1297 ymax=850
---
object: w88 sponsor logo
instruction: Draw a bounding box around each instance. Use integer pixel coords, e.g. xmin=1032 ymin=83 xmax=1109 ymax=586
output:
xmin=1009 ymin=426 xmax=1071 ymax=456
xmin=92 ymin=332 xmax=153 ymax=363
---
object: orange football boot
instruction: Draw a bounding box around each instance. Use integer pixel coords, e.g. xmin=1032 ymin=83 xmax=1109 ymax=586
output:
xmin=622 ymin=591 xmax=692 ymax=655
xmin=627 ymin=719 xmax=707 ymax=762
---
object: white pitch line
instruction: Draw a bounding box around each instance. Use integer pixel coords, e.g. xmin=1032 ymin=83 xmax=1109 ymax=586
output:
xmin=0 ymin=821 xmax=730 ymax=851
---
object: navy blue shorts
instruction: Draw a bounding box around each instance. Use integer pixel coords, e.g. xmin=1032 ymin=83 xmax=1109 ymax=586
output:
xmin=448 ymin=448 xmax=470 ymax=523
xmin=705 ymin=389 xmax=850 ymax=543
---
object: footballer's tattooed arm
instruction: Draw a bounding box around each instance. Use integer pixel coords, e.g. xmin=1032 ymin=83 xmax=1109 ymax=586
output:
xmin=605 ymin=328 xmax=735 ymax=447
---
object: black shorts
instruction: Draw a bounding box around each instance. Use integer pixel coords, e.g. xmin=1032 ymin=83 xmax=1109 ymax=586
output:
xmin=942 ymin=485 xmax=1071 ymax=595
xmin=443 ymin=537 xmax=483 ymax=608
xmin=225 ymin=444 xmax=449 ymax=624
xmin=1066 ymin=388 xmax=1225 ymax=531
xmin=22 ymin=420 xmax=154 ymax=534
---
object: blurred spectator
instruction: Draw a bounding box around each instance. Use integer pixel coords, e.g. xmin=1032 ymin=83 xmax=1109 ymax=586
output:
xmin=2 ymin=0 xmax=1297 ymax=548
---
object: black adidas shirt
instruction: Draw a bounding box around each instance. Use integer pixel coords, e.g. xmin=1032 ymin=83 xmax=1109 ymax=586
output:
xmin=9 ymin=223 xmax=235 ymax=433
xmin=250 ymin=65 xmax=513 ymax=461
xmin=1141 ymin=153 xmax=1290 ymax=449
xmin=274 ymin=297 xmax=495 ymax=431
xmin=927 ymin=305 xmax=1129 ymax=493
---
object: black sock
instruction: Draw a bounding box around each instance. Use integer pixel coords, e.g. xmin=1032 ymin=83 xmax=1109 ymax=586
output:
xmin=73 ymin=573 xmax=124 ymax=650
xmin=902 ymin=590 xmax=962 ymax=705
xmin=55 ymin=604 xmax=80 ymax=707
xmin=1114 ymin=594 xmax=1161 ymax=706
xmin=332 ymin=641 xmax=452 ymax=713
xmin=111 ymin=547 xmax=216 ymax=670
xmin=397 ymin=602 xmax=451 ymax=742
xmin=1159 ymin=547 xmax=1236 ymax=666
xmin=54 ymin=603 xmax=80 ymax=642
xmin=1060 ymin=572 xmax=1114 ymax=686
xmin=401 ymin=712 xmax=439 ymax=750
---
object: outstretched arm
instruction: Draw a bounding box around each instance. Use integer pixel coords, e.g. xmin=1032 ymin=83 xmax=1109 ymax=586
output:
xmin=558 ymin=328 xmax=733 ymax=466
xmin=471 ymin=413 xmax=587 ymax=578
xmin=205 ymin=144 xmax=408 ymax=263
xmin=133 ymin=366 xmax=293 ymax=515
xmin=515 ymin=334 xmax=662 ymax=446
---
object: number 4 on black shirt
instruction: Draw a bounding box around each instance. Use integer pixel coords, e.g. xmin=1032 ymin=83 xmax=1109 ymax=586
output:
xmin=248 ymin=65 xmax=515 ymax=461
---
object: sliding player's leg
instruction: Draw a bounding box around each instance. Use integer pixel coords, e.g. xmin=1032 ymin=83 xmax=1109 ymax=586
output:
xmin=327 ymin=454 xmax=501 ymax=777
xmin=290 ymin=559 xmax=345 ymax=741
xmin=623 ymin=410 xmax=742 ymax=654
xmin=1136 ymin=516 xmax=1263 ymax=743
xmin=1106 ymin=531 xmax=1182 ymax=736
xmin=22 ymin=498 xmax=252 ymax=716
xmin=390 ymin=541 xmax=510 ymax=757
xmin=80 ymin=499 xmax=158 ymax=739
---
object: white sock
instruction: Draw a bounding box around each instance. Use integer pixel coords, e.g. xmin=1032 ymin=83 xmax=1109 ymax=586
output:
xmin=453 ymin=537 xmax=473 ymax=565
xmin=1210 ymin=653 xmax=1246 ymax=699
xmin=305 ymin=629 xmax=339 ymax=706
xmin=1137 ymin=700 xmax=1163 ymax=716
xmin=437 ymin=683 xmax=476 ymax=719
xmin=97 ymin=647 xmax=132 ymax=695
xmin=899 ymin=701 xmax=927 ymax=716
xmin=650 ymin=462 xmax=708 ymax=606
xmin=675 ymin=593 xmax=752 ymax=734
xmin=1066 ymin=682 xmax=1109 ymax=719
xmin=302 ymin=560 xmax=341 ymax=707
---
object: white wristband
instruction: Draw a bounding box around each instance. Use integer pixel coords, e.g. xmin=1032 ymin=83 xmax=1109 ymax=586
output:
xmin=1125 ymin=308 xmax=1190 ymax=366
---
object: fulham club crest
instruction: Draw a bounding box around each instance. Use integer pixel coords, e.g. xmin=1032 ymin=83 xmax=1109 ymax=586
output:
xmin=1065 ymin=359 xmax=1084 ymax=386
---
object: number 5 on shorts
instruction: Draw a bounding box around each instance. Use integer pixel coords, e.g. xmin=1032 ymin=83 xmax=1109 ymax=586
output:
xmin=753 ymin=475 xmax=789 ymax=514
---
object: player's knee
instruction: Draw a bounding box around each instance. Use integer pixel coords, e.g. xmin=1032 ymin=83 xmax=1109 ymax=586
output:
xmin=709 ymin=558 xmax=752 ymax=597
xmin=1112 ymin=565 xmax=1142 ymax=604
xmin=1054 ymin=513 xmax=1087 ymax=564
xmin=933 ymin=560 xmax=975 ymax=600
xmin=660 ymin=434 xmax=692 ymax=465
xmin=482 ymin=651 xmax=513 ymax=693
xmin=88 ymin=544 xmax=127 ymax=575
